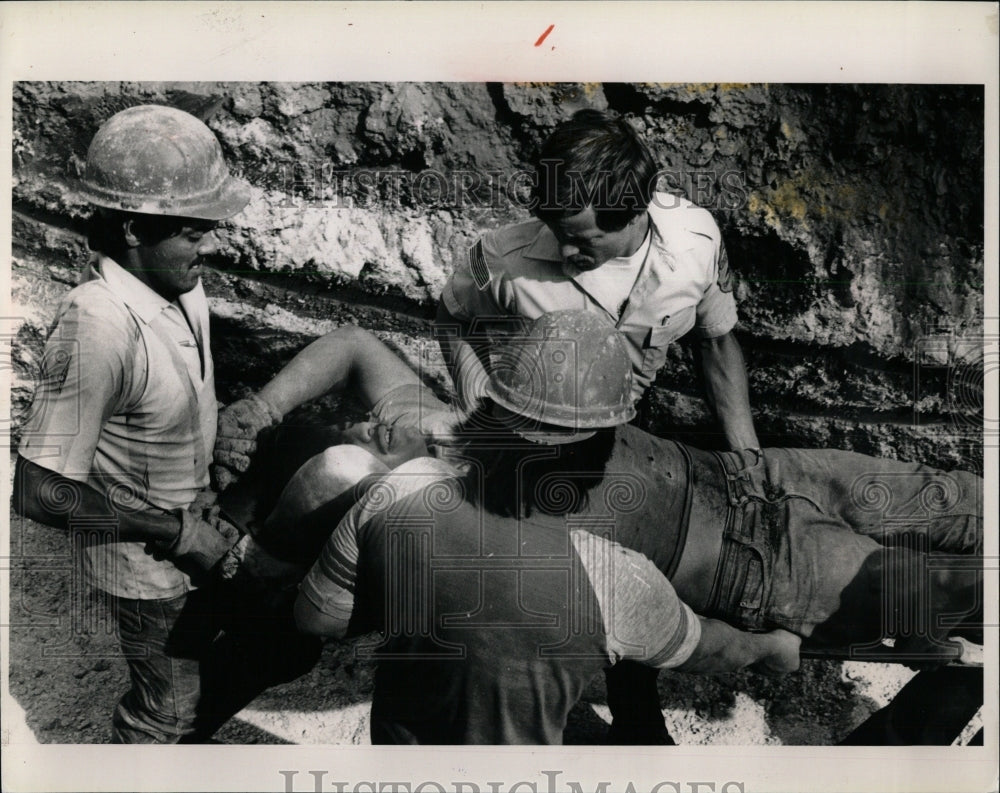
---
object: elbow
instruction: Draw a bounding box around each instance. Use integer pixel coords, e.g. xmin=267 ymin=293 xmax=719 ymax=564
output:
xmin=293 ymin=593 xmax=347 ymax=640
xmin=698 ymin=331 xmax=731 ymax=355
xmin=325 ymin=323 xmax=369 ymax=350
xmin=12 ymin=455 xmax=46 ymax=523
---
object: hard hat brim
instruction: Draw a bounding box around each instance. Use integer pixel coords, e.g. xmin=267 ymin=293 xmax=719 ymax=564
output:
xmin=77 ymin=174 xmax=252 ymax=221
xmin=486 ymin=379 xmax=636 ymax=430
xmin=489 ymin=403 xmax=601 ymax=445
xmin=514 ymin=427 xmax=598 ymax=445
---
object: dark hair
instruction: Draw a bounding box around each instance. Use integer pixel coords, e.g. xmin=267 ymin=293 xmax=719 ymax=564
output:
xmin=454 ymin=402 xmax=616 ymax=518
xmin=86 ymin=209 xmax=201 ymax=257
xmin=531 ymin=109 xmax=657 ymax=232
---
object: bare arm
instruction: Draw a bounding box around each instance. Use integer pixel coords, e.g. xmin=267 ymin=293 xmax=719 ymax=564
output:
xmin=259 ymin=324 xmax=423 ymax=416
xmin=293 ymin=589 xmax=349 ymax=639
xmin=292 ymin=499 xmax=364 ymax=640
xmin=675 ymin=618 xmax=800 ymax=676
xmin=696 ymin=330 xmax=760 ymax=450
xmin=13 ymin=455 xmax=236 ymax=578
xmin=13 ymin=455 xmax=178 ymax=543
xmin=213 ymin=325 xmax=425 ymax=489
xmin=434 ymin=301 xmax=491 ymax=412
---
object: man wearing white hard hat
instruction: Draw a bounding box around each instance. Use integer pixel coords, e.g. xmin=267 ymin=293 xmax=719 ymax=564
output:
xmin=14 ymin=104 xmax=317 ymax=742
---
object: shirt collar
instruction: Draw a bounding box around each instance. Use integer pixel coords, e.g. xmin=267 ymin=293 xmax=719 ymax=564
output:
xmin=524 ymin=212 xmax=678 ymax=273
xmin=647 ymin=213 xmax=678 ymax=272
xmin=89 ymin=256 xmax=176 ymax=324
xmin=523 ymin=224 xmax=564 ymax=262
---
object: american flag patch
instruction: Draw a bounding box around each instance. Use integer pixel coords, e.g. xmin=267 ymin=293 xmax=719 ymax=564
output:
xmin=470 ymin=240 xmax=491 ymax=291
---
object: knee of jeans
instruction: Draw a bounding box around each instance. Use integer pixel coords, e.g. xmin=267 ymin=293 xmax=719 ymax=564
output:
xmin=113 ymin=693 xmax=196 ymax=743
xmin=933 ymin=513 xmax=983 ymax=555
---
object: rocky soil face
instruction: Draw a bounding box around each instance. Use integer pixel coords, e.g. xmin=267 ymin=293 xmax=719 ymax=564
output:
xmin=10 ymin=81 xmax=985 ymax=465
xmin=6 ymin=82 xmax=983 ymax=745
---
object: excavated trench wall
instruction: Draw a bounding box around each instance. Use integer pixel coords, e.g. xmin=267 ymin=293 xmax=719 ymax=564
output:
xmin=9 ymin=82 xmax=986 ymax=470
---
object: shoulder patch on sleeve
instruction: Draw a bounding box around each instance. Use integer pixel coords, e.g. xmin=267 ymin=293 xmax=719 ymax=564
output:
xmin=716 ymin=244 xmax=734 ymax=293
xmin=38 ymin=344 xmax=73 ymax=392
xmin=469 ymin=239 xmax=492 ymax=291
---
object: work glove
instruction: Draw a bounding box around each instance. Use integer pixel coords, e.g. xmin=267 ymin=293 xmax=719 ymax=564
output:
xmin=189 ymin=486 xmax=220 ymax=519
xmin=219 ymin=534 xmax=306 ymax=592
xmin=211 ymin=393 xmax=283 ymax=491
xmin=148 ymin=508 xmax=242 ymax=584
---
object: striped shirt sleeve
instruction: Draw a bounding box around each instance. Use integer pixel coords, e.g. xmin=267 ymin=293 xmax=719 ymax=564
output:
xmin=570 ymin=530 xmax=702 ymax=669
xmin=298 ymin=456 xmax=459 ymax=624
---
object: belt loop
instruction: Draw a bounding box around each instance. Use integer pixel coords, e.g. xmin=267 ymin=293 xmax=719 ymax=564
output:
xmin=713 ymin=450 xmax=750 ymax=507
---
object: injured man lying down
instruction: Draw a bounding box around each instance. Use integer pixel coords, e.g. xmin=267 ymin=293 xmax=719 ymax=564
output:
xmin=212 ymin=314 xmax=983 ymax=745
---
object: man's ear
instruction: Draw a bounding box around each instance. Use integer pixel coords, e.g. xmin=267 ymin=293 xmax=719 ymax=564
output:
xmin=122 ymin=218 xmax=141 ymax=248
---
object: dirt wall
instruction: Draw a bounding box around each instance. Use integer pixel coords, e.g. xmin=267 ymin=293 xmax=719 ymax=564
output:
xmin=9 ymin=81 xmax=986 ymax=468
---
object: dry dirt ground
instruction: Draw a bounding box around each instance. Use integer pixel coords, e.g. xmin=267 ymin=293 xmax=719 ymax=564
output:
xmin=7 ymin=481 xmax=921 ymax=748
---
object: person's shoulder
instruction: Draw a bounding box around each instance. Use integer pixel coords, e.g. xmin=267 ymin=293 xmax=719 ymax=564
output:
xmin=481 ymin=218 xmax=547 ymax=260
xmin=359 ymin=457 xmax=460 ymax=515
xmin=648 ymin=192 xmax=720 ymax=243
xmin=392 ymin=456 xmax=460 ymax=477
xmin=55 ymin=279 xmax=133 ymax=333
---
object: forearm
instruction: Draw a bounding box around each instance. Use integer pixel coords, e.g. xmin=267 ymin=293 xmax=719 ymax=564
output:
xmin=214 ymin=325 xmax=403 ymax=491
xmin=257 ymin=326 xmax=363 ymax=416
xmin=676 ymin=618 xmax=799 ymax=675
xmin=676 ymin=619 xmax=764 ymax=673
xmin=13 ymin=455 xmax=179 ymax=544
xmin=258 ymin=324 xmax=426 ymax=417
xmin=435 ymin=302 xmax=490 ymax=411
xmin=698 ymin=331 xmax=759 ymax=450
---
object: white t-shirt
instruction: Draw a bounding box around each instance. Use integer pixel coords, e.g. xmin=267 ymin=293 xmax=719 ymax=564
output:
xmin=569 ymin=228 xmax=652 ymax=317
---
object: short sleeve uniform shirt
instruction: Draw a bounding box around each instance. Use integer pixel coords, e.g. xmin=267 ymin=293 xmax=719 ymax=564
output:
xmin=440 ymin=194 xmax=737 ymax=401
xmin=19 ymin=257 xmax=218 ymax=599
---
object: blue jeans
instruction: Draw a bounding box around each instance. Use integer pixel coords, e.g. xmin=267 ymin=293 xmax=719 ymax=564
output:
xmin=705 ymin=448 xmax=982 ymax=652
xmin=109 ymin=583 xmax=320 ymax=743
xmin=110 ymin=588 xmax=216 ymax=743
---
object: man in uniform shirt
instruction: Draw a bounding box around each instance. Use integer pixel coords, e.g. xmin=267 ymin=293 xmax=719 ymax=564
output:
xmin=435 ymin=109 xmax=757 ymax=451
xmin=436 ymin=108 xmax=759 ymax=741
xmin=13 ymin=105 xmax=315 ymax=742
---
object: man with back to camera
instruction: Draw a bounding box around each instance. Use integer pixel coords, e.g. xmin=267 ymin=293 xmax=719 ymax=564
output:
xmin=435 ymin=108 xmax=759 ymax=742
xmin=13 ymin=104 xmax=317 ymax=742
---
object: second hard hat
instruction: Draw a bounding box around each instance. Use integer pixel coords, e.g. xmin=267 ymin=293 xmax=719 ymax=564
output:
xmin=487 ymin=310 xmax=635 ymax=442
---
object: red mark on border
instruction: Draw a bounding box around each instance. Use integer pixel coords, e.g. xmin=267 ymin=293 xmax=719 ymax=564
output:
xmin=534 ymin=24 xmax=554 ymax=47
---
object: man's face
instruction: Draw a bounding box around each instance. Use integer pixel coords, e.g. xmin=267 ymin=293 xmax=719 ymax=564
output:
xmin=132 ymin=221 xmax=219 ymax=301
xmin=546 ymin=206 xmax=646 ymax=272
xmin=341 ymin=420 xmax=429 ymax=469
